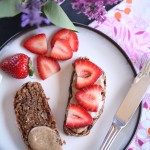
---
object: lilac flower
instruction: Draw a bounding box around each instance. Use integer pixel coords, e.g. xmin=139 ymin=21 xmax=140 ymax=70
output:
xmin=19 ymin=0 xmax=50 ymax=28
xmin=19 ymin=0 xmax=121 ymax=29
xmin=71 ymin=0 xmax=121 ymax=22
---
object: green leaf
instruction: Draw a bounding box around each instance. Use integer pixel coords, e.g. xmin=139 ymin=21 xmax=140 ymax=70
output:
xmin=43 ymin=0 xmax=77 ymax=31
xmin=28 ymin=58 xmax=34 ymax=77
xmin=0 ymin=0 xmax=21 ymax=18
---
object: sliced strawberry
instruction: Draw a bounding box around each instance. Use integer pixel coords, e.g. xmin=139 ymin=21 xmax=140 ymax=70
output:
xmin=75 ymin=59 xmax=103 ymax=89
xmin=51 ymin=29 xmax=79 ymax=52
xmin=50 ymin=39 xmax=73 ymax=60
xmin=37 ymin=56 xmax=60 ymax=80
xmin=75 ymin=85 xmax=103 ymax=112
xmin=0 ymin=53 xmax=29 ymax=79
xmin=23 ymin=33 xmax=47 ymax=55
xmin=65 ymin=104 xmax=93 ymax=128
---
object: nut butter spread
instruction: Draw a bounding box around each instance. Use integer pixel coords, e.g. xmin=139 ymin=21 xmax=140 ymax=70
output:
xmin=28 ymin=126 xmax=62 ymax=150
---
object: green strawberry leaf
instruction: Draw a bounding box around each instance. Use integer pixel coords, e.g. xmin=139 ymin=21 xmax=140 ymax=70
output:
xmin=43 ymin=0 xmax=77 ymax=32
xmin=0 ymin=0 xmax=21 ymax=18
xmin=28 ymin=58 xmax=34 ymax=77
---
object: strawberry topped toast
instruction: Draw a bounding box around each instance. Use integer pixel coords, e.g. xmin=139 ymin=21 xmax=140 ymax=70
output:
xmin=64 ymin=58 xmax=106 ymax=136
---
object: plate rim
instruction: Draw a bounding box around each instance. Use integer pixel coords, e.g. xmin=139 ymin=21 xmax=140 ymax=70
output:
xmin=0 ymin=23 xmax=141 ymax=149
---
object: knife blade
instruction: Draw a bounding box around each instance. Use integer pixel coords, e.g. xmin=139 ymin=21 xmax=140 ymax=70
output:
xmin=100 ymin=60 xmax=150 ymax=150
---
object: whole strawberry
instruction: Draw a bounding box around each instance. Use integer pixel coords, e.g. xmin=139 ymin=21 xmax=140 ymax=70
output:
xmin=0 ymin=53 xmax=29 ymax=79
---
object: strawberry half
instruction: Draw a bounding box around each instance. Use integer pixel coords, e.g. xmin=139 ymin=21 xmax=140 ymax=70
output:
xmin=75 ymin=59 xmax=103 ymax=89
xmin=66 ymin=104 xmax=93 ymax=129
xmin=50 ymin=39 xmax=73 ymax=60
xmin=0 ymin=53 xmax=29 ymax=79
xmin=51 ymin=29 xmax=79 ymax=52
xmin=23 ymin=33 xmax=47 ymax=55
xmin=75 ymin=85 xmax=103 ymax=112
xmin=37 ymin=56 xmax=60 ymax=80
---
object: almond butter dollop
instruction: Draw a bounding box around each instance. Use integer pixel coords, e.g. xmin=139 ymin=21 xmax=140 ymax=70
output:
xmin=28 ymin=126 xmax=62 ymax=150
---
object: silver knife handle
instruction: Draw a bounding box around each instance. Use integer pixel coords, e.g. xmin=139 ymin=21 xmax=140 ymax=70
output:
xmin=100 ymin=119 xmax=124 ymax=150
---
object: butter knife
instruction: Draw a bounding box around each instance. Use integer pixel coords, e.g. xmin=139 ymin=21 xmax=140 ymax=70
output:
xmin=100 ymin=60 xmax=150 ymax=150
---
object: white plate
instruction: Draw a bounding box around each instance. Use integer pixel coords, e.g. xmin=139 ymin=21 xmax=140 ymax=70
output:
xmin=0 ymin=25 xmax=139 ymax=150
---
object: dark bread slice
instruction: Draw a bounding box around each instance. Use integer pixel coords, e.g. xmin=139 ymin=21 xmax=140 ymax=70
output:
xmin=63 ymin=58 xmax=106 ymax=136
xmin=14 ymin=82 xmax=63 ymax=150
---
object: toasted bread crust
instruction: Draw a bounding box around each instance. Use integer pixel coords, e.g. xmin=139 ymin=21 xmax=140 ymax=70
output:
xmin=14 ymin=82 xmax=63 ymax=149
xmin=63 ymin=59 xmax=106 ymax=136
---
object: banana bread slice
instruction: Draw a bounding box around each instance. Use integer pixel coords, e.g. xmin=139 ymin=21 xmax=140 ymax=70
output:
xmin=14 ymin=82 xmax=63 ymax=150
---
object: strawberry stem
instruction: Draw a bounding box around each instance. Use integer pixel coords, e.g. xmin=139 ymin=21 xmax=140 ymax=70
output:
xmin=28 ymin=58 xmax=34 ymax=77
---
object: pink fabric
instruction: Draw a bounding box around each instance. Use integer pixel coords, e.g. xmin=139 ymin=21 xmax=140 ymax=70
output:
xmin=89 ymin=0 xmax=150 ymax=149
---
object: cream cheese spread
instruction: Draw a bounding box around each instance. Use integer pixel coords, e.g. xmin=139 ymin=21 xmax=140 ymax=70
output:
xmin=69 ymin=73 xmax=105 ymax=133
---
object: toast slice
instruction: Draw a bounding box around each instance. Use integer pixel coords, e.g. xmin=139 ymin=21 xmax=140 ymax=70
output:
xmin=63 ymin=58 xmax=106 ymax=136
xmin=14 ymin=82 xmax=63 ymax=150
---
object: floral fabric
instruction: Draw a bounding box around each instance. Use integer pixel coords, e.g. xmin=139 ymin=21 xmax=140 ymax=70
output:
xmin=89 ymin=0 xmax=150 ymax=149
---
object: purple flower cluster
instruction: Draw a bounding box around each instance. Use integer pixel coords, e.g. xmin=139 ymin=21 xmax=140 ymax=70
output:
xmin=19 ymin=0 xmax=121 ymax=28
xmin=19 ymin=0 xmax=50 ymax=28
xmin=71 ymin=0 xmax=121 ymax=22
